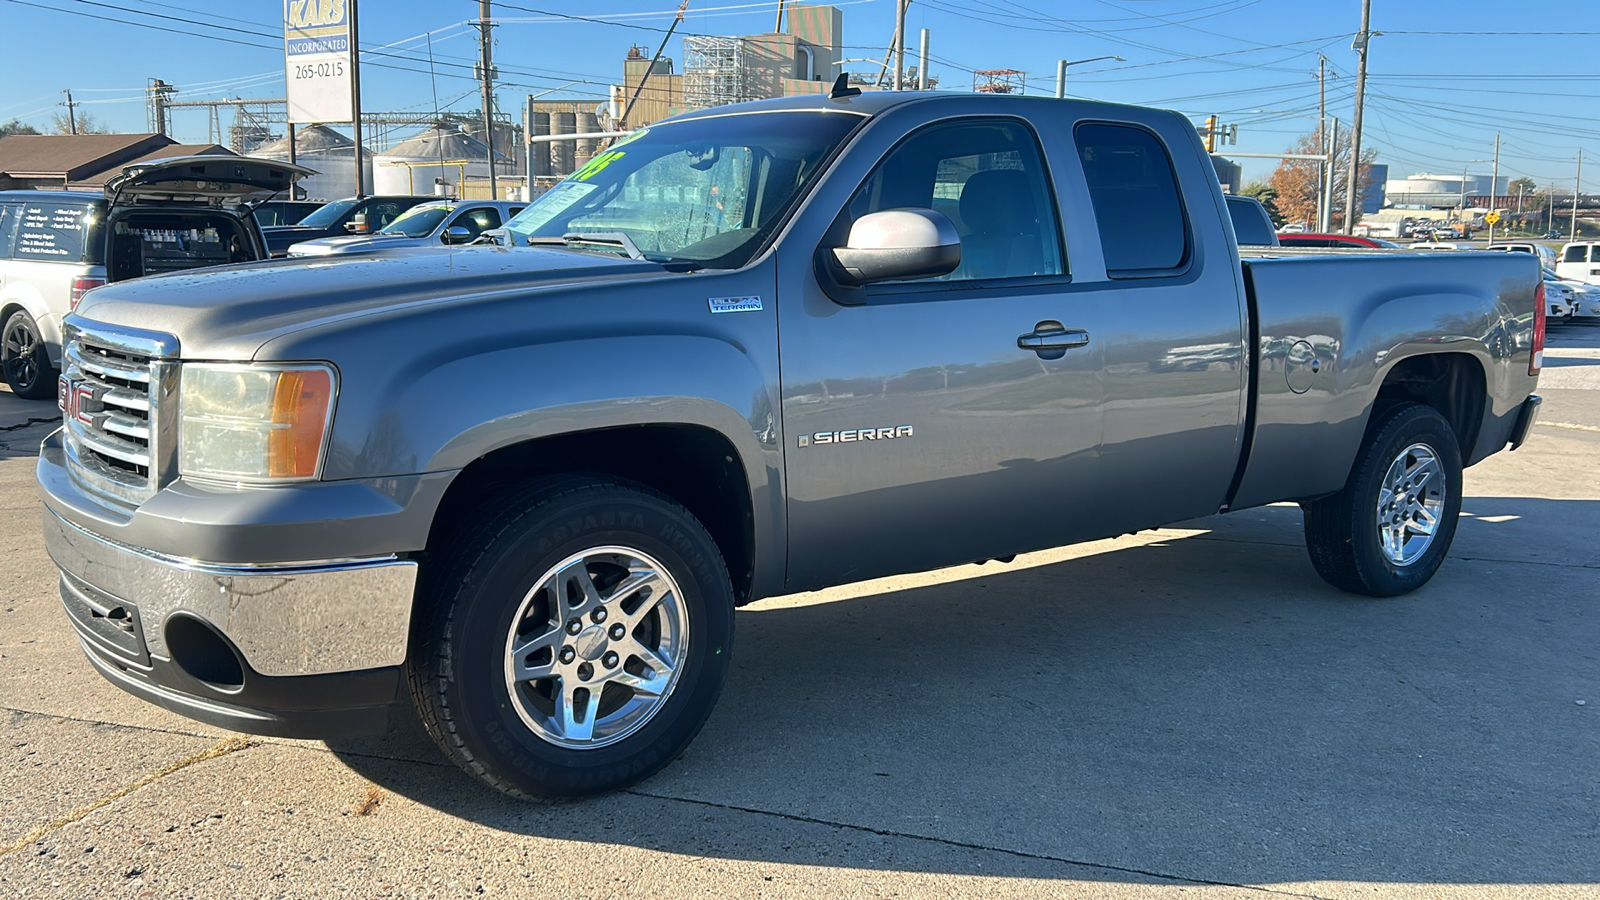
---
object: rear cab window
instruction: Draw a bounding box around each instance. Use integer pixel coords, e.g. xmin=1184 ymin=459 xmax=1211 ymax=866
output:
xmin=1075 ymin=123 xmax=1190 ymax=276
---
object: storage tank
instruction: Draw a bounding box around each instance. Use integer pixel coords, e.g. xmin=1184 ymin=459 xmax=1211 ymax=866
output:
xmin=370 ymin=123 xmax=513 ymax=197
xmin=576 ymin=112 xmax=601 ymax=168
xmin=530 ymin=112 xmax=550 ymax=177
xmin=551 ymin=113 xmax=576 ymax=176
xmin=252 ymin=124 xmax=371 ymax=201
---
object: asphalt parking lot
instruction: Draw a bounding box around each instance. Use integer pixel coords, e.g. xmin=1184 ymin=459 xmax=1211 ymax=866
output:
xmin=2 ymin=325 xmax=1596 ymax=899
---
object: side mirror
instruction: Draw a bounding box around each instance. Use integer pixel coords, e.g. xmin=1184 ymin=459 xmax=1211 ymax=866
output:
xmin=830 ymin=208 xmax=960 ymax=285
xmin=344 ymin=213 xmax=370 ymax=234
xmin=442 ymin=226 xmax=474 ymax=245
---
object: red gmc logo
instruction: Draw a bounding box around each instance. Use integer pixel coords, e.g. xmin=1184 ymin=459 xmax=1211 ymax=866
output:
xmin=57 ymin=377 xmax=96 ymax=425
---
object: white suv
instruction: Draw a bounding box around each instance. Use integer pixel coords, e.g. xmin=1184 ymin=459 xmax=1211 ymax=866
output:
xmin=0 ymin=156 xmax=309 ymax=397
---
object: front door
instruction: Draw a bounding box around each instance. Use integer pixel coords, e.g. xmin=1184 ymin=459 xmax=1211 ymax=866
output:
xmin=778 ymin=117 xmax=1109 ymax=591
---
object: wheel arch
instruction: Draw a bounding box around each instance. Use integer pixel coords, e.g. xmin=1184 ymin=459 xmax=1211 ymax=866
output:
xmin=425 ymin=423 xmax=763 ymax=605
xmin=1371 ymin=350 xmax=1488 ymax=464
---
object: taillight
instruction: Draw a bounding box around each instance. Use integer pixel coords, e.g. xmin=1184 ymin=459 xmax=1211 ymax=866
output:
xmin=1530 ymin=281 xmax=1546 ymax=376
xmin=70 ymin=276 xmax=105 ymax=310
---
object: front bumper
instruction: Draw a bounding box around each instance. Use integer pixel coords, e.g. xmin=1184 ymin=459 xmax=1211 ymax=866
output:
xmin=39 ymin=431 xmax=423 ymax=737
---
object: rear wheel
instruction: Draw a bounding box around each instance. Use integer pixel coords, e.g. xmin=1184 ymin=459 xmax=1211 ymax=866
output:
xmin=407 ymin=476 xmax=735 ymax=799
xmin=2 ymin=310 xmax=56 ymax=400
xmin=1302 ymin=403 xmax=1464 ymax=597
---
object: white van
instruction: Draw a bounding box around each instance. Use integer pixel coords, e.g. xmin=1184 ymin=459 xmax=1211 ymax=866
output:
xmin=1555 ymin=241 xmax=1600 ymax=285
xmin=1486 ymin=241 xmax=1558 ymax=270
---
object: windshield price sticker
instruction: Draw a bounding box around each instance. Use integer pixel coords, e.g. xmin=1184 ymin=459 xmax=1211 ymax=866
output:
xmin=708 ymin=296 xmax=763 ymax=314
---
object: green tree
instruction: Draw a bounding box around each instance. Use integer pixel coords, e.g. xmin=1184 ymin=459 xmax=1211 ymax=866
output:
xmin=0 ymin=118 xmax=40 ymax=137
xmin=1240 ymin=181 xmax=1284 ymax=228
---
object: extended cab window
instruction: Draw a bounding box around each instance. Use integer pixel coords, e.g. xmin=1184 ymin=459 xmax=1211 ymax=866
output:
xmin=847 ymin=119 xmax=1063 ymax=282
xmin=1076 ymin=123 xmax=1189 ymax=276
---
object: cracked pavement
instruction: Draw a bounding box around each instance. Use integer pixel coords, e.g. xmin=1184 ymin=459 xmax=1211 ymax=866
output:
xmin=1 ymin=332 xmax=1597 ymax=898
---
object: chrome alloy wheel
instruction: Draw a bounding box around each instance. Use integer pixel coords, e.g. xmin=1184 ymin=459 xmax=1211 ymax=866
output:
xmin=1376 ymin=442 xmax=1446 ymax=567
xmin=503 ymin=546 xmax=689 ymax=749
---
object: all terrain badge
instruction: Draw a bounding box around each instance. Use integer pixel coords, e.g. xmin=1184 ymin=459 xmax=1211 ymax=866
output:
xmin=708 ymin=296 xmax=763 ymax=314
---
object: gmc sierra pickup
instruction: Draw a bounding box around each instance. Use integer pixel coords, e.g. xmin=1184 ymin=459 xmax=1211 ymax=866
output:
xmin=39 ymin=90 xmax=1545 ymax=799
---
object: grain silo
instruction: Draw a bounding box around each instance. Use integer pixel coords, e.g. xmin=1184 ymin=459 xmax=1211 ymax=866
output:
xmin=371 ymin=123 xmax=513 ymax=198
xmin=253 ymin=125 xmax=370 ymax=202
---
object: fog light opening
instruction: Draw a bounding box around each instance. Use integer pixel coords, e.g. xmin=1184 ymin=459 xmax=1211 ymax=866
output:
xmin=164 ymin=614 xmax=246 ymax=690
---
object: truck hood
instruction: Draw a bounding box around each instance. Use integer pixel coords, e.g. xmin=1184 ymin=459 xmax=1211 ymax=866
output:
xmin=287 ymin=233 xmax=420 ymax=256
xmin=70 ymin=246 xmax=674 ymax=360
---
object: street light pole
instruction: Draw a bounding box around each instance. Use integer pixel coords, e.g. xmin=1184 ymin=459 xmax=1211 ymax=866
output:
xmin=1054 ymin=56 xmax=1124 ymax=99
xmin=1572 ymin=149 xmax=1583 ymax=242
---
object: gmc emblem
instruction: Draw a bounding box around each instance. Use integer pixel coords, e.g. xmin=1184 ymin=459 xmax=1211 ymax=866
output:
xmin=57 ymin=377 xmax=96 ymax=425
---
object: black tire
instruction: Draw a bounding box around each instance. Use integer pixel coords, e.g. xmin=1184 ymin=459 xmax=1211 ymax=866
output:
xmin=1303 ymin=402 xmax=1464 ymax=597
xmin=407 ymin=476 xmax=735 ymax=799
xmin=2 ymin=310 xmax=57 ymax=400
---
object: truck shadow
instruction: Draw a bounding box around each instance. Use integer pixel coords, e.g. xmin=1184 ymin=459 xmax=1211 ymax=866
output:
xmin=326 ymin=497 xmax=1599 ymax=888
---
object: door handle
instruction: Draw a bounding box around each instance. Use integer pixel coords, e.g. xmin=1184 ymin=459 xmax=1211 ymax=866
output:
xmin=1018 ymin=321 xmax=1090 ymax=360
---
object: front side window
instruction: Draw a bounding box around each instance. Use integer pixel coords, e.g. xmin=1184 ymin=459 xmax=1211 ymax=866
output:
xmin=362 ymin=201 xmax=410 ymax=230
xmin=845 ymin=119 xmax=1064 ymax=282
xmin=505 ymin=111 xmax=861 ymax=269
xmin=449 ymin=206 xmax=501 ymax=238
xmin=1076 ymin=122 xmax=1190 ymax=276
xmin=381 ymin=205 xmax=451 ymax=237
xmin=296 ymin=199 xmax=358 ymax=229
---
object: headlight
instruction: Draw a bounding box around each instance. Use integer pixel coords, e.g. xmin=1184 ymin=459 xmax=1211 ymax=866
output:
xmin=180 ymin=363 xmax=336 ymax=482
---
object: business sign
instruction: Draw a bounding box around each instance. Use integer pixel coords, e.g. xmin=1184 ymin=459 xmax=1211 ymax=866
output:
xmin=285 ymin=0 xmax=353 ymax=124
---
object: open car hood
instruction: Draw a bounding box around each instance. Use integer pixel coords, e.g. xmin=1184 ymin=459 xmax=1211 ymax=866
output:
xmin=104 ymin=156 xmax=316 ymax=207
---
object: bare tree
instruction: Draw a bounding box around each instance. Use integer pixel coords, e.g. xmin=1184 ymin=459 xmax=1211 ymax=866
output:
xmin=49 ymin=111 xmax=110 ymax=135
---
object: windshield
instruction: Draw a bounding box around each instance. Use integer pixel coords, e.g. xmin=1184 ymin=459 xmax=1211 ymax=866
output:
xmin=504 ymin=111 xmax=862 ymax=268
xmin=296 ymin=199 xmax=359 ymax=229
xmin=380 ymin=204 xmax=451 ymax=237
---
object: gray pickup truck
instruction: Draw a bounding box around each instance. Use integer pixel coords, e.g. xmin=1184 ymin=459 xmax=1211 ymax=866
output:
xmin=38 ymin=91 xmax=1545 ymax=799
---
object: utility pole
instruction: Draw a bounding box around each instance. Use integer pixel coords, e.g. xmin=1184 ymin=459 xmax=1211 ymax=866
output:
xmin=774 ymin=0 xmax=785 ymax=32
xmin=893 ymin=0 xmax=907 ymax=90
xmin=918 ymin=29 xmax=929 ymax=90
xmin=350 ymin=0 xmax=366 ymax=198
xmin=1572 ymin=149 xmax=1583 ymax=241
xmin=60 ymin=90 xmax=79 ymax=134
xmin=1488 ymin=132 xmax=1501 ymax=242
xmin=1343 ymin=0 xmax=1373 ymax=235
xmin=1056 ymin=60 xmax=1067 ymax=99
xmin=1317 ymin=56 xmax=1327 ymax=230
xmin=478 ymin=0 xmax=498 ymax=199
xmin=1322 ymin=117 xmax=1339 ymax=234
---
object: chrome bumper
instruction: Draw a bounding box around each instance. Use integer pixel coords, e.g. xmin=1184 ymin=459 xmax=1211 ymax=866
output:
xmin=43 ymin=508 xmax=416 ymax=677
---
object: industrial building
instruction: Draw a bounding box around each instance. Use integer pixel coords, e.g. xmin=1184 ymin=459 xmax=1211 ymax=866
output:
xmin=527 ymin=3 xmax=845 ymax=180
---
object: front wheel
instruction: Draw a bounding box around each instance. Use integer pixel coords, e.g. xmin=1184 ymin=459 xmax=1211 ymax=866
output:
xmin=1302 ymin=403 xmax=1464 ymax=597
xmin=407 ymin=476 xmax=735 ymax=799
xmin=2 ymin=310 xmax=57 ymax=400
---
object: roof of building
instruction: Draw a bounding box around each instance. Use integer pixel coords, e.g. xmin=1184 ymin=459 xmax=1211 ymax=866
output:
xmin=0 ymin=133 xmax=175 ymax=180
xmin=377 ymin=125 xmax=512 ymax=163
xmin=69 ymin=144 xmax=235 ymax=188
xmin=254 ymin=124 xmax=355 ymax=155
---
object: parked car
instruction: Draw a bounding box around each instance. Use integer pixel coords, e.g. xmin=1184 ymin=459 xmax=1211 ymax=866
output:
xmin=1223 ymin=194 xmax=1279 ymax=246
xmin=1554 ymin=241 xmax=1600 ymax=285
xmin=1486 ymin=241 xmax=1558 ymax=270
xmin=1541 ymin=270 xmax=1576 ymax=319
xmin=252 ymin=200 xmax=324 ymax=228
xmin=1278 ymin=233 xmax=1403 ymax=249
xmin=43 ymin=91 xmax=1544 ymax=800
xmin=286 ymin=200 xmax=525 ymax=257
xmin=0 ymin=156 xmax=310 ymax=398
xmin=261 ymin=195 xmax=434 ymax=257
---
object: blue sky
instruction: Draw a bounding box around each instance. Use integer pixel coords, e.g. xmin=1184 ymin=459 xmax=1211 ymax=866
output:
xmin=0 ymin=1 xmax=1593 ymax=190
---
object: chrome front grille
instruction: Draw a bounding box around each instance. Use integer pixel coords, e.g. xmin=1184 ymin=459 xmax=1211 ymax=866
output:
xmin=60 ymin=320 xmax=180 ymax=507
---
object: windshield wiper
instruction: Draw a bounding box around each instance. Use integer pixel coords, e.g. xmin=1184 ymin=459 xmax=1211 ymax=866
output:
xmin=559 ymin=231 xmax=645 ymax=260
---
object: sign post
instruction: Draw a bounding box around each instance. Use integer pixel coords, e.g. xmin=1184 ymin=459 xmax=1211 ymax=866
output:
xmin=285 ymin=0 xmax=364 ymax=196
